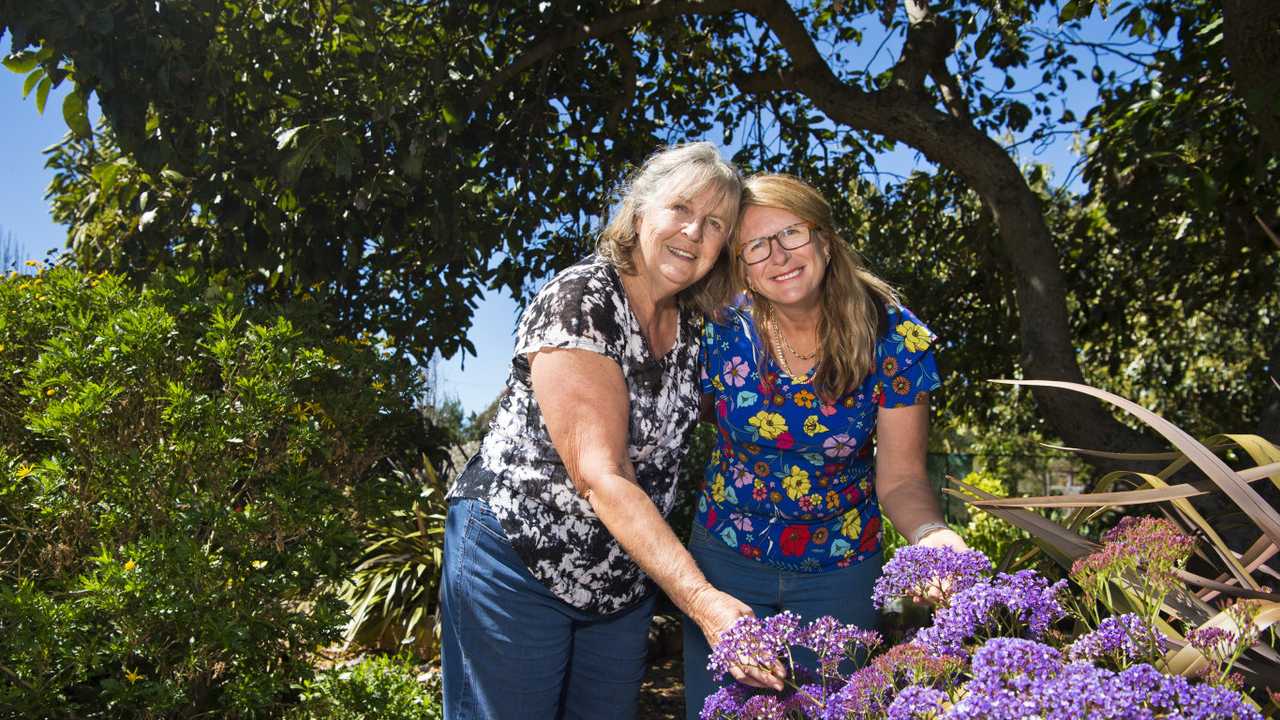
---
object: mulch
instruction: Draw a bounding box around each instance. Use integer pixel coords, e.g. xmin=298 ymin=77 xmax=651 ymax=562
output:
xmin=638 ymin=654 xmax=687 ymax=720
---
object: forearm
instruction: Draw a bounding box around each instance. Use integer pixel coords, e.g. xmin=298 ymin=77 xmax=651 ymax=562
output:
xmin=584 ymin=469 xmax=714 ymax=621
xmin=877 ymin=471 xmax=947 ymax=543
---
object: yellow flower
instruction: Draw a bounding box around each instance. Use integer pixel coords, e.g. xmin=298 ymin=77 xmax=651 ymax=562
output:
xmin=711 ymin=474 xmax=726 ymax=503
xmin=841 ymin=511 xmax=862 ymax=539
xmin=825 ymin=491 xmax=841 ymax=510
xmin=793 ymin=390 xmax=816 ymax=408
xmin=711 ymin=374 xmax=725 ymax=391
xmin=123 ymin=560 xmax=136 ymax=572
xmin=782 ymin=467 xmax=810 ymax=500
xmin=124 ymin=666 xmax=144 ymax=684
xmin=45 ymin=388 xmax=56 ymax=396
xmin=15 ymin=464 xmax=33 ymax=479
xmin=897 ymin=321 xmax=931 ymax=353
xmin=748 ymin=411 xmax=787 ymax=440
xmin=802 ymin=415 xmax=829 ymax=436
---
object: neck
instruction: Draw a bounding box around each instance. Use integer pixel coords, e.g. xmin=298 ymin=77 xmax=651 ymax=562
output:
xmin=620 ymin=270 xmax=679 ymax=323
xmin=770 ymin=300 xmax=821 ymax=341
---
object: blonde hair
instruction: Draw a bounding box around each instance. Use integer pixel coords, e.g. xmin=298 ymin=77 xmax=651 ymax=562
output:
xmin=731 ymin=173 xmax=900 ymax=402
xmin=596 ymin=142 xmax=742 ymax=314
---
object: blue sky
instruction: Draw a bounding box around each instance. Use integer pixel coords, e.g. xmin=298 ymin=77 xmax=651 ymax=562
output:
xmin=1 ymin=13 xmax=1118 ymax=414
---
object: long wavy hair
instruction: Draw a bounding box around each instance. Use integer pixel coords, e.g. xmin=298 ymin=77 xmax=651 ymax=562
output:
xmin=596 ymin=142 xmax=742 ymax=315
xmin=730 ymin=173 xmax=900 ymax=402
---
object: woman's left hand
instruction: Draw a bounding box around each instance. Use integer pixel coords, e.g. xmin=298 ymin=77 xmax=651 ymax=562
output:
xmin=915 ymin=527 xmax=968 ymax=552
xmin=909 ymin=527 xmax=970 ymax=605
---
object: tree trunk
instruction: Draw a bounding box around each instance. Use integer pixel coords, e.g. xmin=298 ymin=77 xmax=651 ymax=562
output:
xmin=788 ymin=80 xmax=1164 ymax=470
xmin=1221 ymin=0 xmax=1280 ymax=156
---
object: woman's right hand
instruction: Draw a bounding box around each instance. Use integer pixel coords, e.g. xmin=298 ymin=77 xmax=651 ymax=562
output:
xmin=688 ymin=585 xmax=786 ymax=691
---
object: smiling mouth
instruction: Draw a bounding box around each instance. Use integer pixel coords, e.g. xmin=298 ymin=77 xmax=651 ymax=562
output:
xmin=771 ymin=267 xmax=803 ymax=281
xmin=668 ymin=245 xmax=697 ymax=261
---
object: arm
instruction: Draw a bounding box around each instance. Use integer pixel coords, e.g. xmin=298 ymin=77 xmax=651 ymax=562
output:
xmin=530 ymin=347 xmax=782 ymax=689
xmin=874 ymin=398 xmax=967 ymax=551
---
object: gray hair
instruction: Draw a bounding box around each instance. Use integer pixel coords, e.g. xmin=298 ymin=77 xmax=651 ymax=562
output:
xmin=596 ymin=142 xmax=743 ymax=276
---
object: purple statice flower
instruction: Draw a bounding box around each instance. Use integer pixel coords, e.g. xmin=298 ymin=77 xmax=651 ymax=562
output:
xmin=1186 ymin=625 xmax=1239 ymax=665
xmin=709 ymin=612 xmax=801 ymax=681
xmin=738 ymin=693 xmax=786 ymax=720
xmin=782 ymin=683 xmax=826 ymax=717
xmin=885 ymin=685 xmax=947 ymax=719
xmin=969 ymin=637 xmax=1063 ymax=689
xmin=795 ymin=616 xmax=882 ymax=678
xmin=997 ymin=569 xmax=1070 ymax=637
xmin=1115 ymin=663 xmax=1264 ymax=719
xmin=1068 ymin=613 xmax=1167 ymax=667
xmin=915 ymin=570 xmax=1067 ymax=656
xmin=872 ymin=545 xmax=992 ymax=609
xmin=825 ymin=666 xmax=890 ymax=720
xmin=700 ymin=684 xmax=751 ymax=720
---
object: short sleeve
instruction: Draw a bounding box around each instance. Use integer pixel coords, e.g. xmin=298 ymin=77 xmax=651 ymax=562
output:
xmin=513 ymin=262 xmax=625 ymax=365
xmin=875 ymin=305 xmax=941 ymax=408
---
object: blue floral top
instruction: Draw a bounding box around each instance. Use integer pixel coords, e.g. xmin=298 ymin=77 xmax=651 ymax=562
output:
xmin=695 ymin=303 xmax=941 ymax=572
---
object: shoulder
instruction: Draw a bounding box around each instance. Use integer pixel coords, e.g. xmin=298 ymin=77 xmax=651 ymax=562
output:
xmin=878 ymin=304 xmax=938 ymax=357
xmin=519 ymin=255 xmax=626 ymax=349
xmin=533 ymin=255 xmax=619 ymax=306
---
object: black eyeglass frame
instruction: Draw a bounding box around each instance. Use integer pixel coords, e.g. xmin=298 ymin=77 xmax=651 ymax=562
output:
xmin=738 ymin=222 xmax=817 ymax=265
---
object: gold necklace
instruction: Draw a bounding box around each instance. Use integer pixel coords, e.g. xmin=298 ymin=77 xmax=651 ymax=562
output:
xmin=768 ymin=314 xmax=817 ymax=380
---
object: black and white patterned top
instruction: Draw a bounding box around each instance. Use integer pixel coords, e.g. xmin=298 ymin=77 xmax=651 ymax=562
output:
xmin=447 ymin=255 xmax=703 ymax=614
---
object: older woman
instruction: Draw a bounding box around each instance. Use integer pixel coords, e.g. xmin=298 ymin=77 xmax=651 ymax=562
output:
xmin=440 ymin=143 xmax=775 ymax=720
xmin=683 ymin=174 xmax=969 ymax=717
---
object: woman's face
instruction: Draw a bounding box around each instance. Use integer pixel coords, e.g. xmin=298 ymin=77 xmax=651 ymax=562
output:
xmin=737 ymin=204 xmax=828 ymax=313
xmin=632 ymin=186 xmax=732 ymax=295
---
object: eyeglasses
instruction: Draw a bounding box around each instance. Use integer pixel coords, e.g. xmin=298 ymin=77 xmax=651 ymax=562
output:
xmin=738 ymin=222 xmax=815 ymax=265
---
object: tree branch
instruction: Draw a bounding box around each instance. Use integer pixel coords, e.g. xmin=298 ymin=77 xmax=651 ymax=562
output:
xmin=469 ymin=0 xmax=738 ymax=115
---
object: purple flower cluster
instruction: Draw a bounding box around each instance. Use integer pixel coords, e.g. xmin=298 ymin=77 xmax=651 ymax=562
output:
xmin=708 ymin=611 xmax=802 ymax=681
xmin=796 ymin=616 xmax=882 ymax=676
xmin=701 ymin=543 xmax=1263 ymax=720
xmin=885 ymin=685 xmax=946 ymax=719
xmin=872 ymin=545 xmax=991 ymax=609
xmin=948 ymin=642 xmax=1265 ymax=720
xmin=915 ymin=570 xmax=1068 ymax=656
xmin=1068 ymin=613 xmax=1167 ymax=667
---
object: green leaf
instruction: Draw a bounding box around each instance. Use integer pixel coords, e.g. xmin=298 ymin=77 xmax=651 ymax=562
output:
xmin=35 ymin=76 xmax=53 ymax=114
xmin=22 ymin=67 xmax=45 ymax=98
xmin=3 ymin=51 xmax=39 ymax=74
xmin=63 ymin=91 xmax=92 ymax=138
xmin=974 ymin=25 xmax=996 ymax=60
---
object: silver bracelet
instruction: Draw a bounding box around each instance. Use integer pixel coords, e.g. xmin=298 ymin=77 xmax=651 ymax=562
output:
xmin=909 ymin=521 xmax=951 ymax=545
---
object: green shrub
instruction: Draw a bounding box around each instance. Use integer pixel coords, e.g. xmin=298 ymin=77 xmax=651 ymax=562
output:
xmin=0 ymin=266 xmax=432 ymax=717
xmin=289 ymin=654 xmax=440 ymax=720
xmin=340 ymin=463 xmax=448 ymax=659
xmin=955 ymin=470 xmax=1029 ymax=565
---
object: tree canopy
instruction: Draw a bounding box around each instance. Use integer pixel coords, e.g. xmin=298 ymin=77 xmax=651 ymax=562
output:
xmin=2 ymin=0 xmax=1276 ymax=459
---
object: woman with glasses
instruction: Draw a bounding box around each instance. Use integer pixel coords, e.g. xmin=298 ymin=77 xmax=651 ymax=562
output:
xmin=683 ymin=173 xmax=968 ymax=717
xmin=440 ymin=143 xmax=782 ymax=720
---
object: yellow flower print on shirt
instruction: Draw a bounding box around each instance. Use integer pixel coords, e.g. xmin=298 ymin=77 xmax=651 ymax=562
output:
xmin=803 ymin=415 xmax=829 ymax=436
xmin=841 ymin=510 xmax=862 ymax=539
xmin=897 ymin=320 xmax=931 ymax=353
xmin=711 ymin=374 xmax=725 ymax=392
xmin=748 ymin=411 xmax=788 ymax=440
xmin=793 ymin=389 xmax=816 ymax=408
xmin=712 ymin=474 xmax=727 ymax=503
xmin=782 ymin=467 xmax=811 ymax=500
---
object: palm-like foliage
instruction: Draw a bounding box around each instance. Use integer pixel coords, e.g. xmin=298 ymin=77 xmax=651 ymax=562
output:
xmin=949 ymin=379 xmax=1280 ymax=693
xmin=340 ymin=461 xmax=448 ymax=659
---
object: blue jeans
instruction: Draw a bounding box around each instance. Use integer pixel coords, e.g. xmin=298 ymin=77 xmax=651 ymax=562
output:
xmin=440 ymin=498 xmax=656 ymax=720
xmin=681 ymin=522 xmax=882 ymax=720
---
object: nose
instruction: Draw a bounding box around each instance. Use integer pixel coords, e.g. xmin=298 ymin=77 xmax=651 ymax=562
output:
xmin=682 ymin=218 xmax=703 ymax=242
